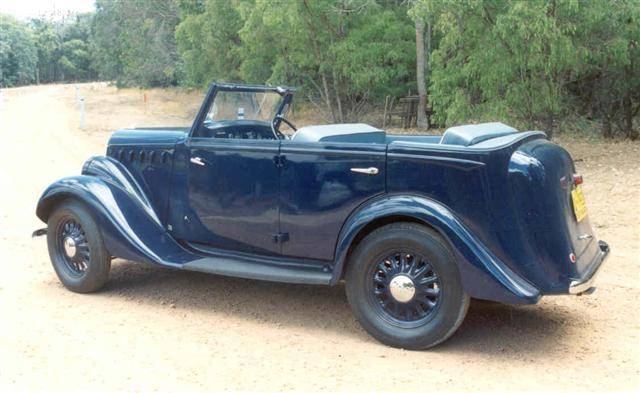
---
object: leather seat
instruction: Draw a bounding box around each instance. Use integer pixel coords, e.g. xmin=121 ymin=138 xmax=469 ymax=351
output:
xmin=440 ymin=122 xmax=518 ymax=146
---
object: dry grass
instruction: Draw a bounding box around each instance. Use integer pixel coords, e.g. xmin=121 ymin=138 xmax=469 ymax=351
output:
xmin=72 ymin=82 xmax=204 ymax=134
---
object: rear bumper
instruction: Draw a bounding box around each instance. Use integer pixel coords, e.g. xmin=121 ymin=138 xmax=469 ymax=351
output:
xmin=569 ymin=240 xmax=610 ymax=295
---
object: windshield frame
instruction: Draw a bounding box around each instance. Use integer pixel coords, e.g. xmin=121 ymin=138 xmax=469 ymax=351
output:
xmin=189 ymin=82 xmax=294 ymax=140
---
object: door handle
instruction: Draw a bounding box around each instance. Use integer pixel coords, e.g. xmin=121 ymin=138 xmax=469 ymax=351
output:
xmin=350 ymin=167 xmax=379 ymax=175
xmin=190 ymin=157 xmax=206 ymax=166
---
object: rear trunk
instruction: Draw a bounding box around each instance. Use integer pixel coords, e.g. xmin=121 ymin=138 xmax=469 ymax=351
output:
xmin=508 ymin=139 xmax=608 ymax=293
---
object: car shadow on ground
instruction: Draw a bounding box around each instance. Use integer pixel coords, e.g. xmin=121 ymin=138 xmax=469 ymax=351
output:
xmin=104 ymin=260 xmax=575 ymax=354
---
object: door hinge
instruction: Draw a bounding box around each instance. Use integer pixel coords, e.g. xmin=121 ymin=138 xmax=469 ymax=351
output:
xmin=273 ymin=232 xmax=289 ymax=243
xmin=273 ymin=154 xmax=286 ymax=168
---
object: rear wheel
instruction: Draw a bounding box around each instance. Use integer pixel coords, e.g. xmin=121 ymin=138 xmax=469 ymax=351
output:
xmin=345 ymin=223 xmax=469 ymax=349
xmin=47 ymin=200 xmax=111 ymax=293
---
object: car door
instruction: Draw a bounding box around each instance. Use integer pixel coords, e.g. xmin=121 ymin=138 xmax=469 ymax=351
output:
xmin=279 ymin=141 xmax=387 ymax=261
xmin=180 ymin=137 xmax=281 ymax=256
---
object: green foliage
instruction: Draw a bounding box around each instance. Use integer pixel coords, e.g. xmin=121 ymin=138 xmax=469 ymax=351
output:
xmin=90 ymin=0 xmax=180 ymax=87
xmin=175 ymin=0 xmax=244 ymax=86
xmin=30 ymin=18 xmax=60 ymax=83
xmin=570 ymin=0 xmax=640 ymax=138
xmin=1 ymin=13 xmax=96 ymax=85
xmin=0 ymin=14 xmax=38 ymax=87
xmin=414 ymin=0 xmax=639 ymax=138
xmin=231 ymin=0 xmax=416 ymax=121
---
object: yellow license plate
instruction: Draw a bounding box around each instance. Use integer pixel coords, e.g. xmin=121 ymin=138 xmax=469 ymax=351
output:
xmin=571 ymin=186 xmax=588 ymax=222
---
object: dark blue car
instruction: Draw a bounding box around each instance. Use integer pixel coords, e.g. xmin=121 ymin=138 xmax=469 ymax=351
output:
xmin=35 ymin=83 xmax=609 ymax=349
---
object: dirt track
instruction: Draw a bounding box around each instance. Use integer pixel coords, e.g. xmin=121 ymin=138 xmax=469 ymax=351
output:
xmin=1 ymin=84 xmax=638 ymax=392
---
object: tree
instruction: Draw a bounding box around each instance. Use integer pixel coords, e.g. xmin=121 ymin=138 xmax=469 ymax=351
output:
xmin=236 ymin=0 xmax=415 ymax=122
xmin=421 ymin=0 xmax=584 ymax=137
xmin=0 ymin=14 xmax=38 ymax=87
xmin=90 ymin=0 xmax=180 ymax=87
xmin=571 ymin=0 xmax=640 ymax=139
xmin=175 ymin=0 xmax=244 ymax=86
xmin=414 ymin=18 xmax=428 ymax=128
xmin=30 ymin=19 xmax=60 ymax=83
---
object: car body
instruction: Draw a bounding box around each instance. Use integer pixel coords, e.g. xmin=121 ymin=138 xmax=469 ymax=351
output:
xmin=35 ymin=82 xmax=609 ymax=349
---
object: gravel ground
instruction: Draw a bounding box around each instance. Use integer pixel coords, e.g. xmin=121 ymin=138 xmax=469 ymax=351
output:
xmin=1 ymin=84 xmax=638 ymax=392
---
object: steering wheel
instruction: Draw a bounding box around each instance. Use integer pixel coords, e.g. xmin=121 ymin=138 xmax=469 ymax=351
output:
xmin=271 ymin=114 xmax=297 ymax=139
xmin=276 ymin=114 xmax=297 ymax=132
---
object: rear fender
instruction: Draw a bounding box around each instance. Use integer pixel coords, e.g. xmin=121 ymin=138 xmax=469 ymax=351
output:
xmin=333 ymin=195 xmax=541 ymax=304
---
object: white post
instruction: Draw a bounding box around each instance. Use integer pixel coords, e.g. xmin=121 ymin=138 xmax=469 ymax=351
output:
xmin=75 ymin=85 xmax=80 ymax=105
xmin=79 ymin=97 xmax=85 ymax=130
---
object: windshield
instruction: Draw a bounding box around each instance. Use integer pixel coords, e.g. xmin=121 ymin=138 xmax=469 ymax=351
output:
xmin=205 ymin=90 xmax=283 ymax=124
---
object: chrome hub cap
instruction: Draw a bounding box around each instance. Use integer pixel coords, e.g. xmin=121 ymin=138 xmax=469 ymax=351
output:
xmin=63 ymin=236 xmax=77 ymax=258
xmin=389 ymin=275 xmax=416 ymax=303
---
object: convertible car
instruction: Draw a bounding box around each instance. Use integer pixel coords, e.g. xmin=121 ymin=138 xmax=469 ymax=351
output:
xmin=34 ymin=82 xmax=609 ymax=349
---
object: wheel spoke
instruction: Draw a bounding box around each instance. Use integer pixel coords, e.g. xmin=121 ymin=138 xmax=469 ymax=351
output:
xmin=419 ymin=276 xmax=437 ymax=285
xmin=412 ymin=302 xmax=427 ymax=317
xmin=373 ymin=275 xmax=386 ymax=285
xmin=418 ymin=298 xmax=437 ymax=309
xmin=398 ymin=254 xmax=405 ymax=272
xmin=404 ymin=306 xmax=412 ymax=321
xmin=420 ymin=288 xmax=439 ymax=298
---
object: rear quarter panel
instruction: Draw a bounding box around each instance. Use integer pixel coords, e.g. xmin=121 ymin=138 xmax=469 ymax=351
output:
xmin=387 ymin=133 xmax=601 ymax=295
xmin=386 ymin=134 xmax=549 ymax=293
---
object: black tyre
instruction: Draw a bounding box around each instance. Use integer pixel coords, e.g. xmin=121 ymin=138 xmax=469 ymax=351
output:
xmin=46 ymin=200 xmax=111 ymax=293
xmin=345 ymin=223 xmax=469 ymax=349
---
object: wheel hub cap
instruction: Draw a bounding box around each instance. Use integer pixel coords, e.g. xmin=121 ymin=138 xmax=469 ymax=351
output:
xmin=63 ymin=236 xmax=77 ymax=258
xmin=389 ymin=275 xmax=416 ymax=303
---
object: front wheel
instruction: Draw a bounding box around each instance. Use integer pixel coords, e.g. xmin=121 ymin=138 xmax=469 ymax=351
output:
xmin=345 ymin=223 xmax=469 ymax=349
xmin=47 ymin=200 xmax=111 ymax=293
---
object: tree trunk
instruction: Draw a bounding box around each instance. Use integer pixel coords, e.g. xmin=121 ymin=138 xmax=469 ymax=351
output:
xmin=623 ymin=95 xmax=637 ymax=140
xmin=623 ymin=63 xmax=638 ymax=140
xmin=415 ymin=18 xmax=428 ymax=129
xmin=320 ymin=73 xmax=336 ymax=123
xmin=544 ymin=115 xmax=555 ymax=139
xmin=602 ymin=115 xmax=613 ymax=139
xmin=426 ymin=19 xmax=431 ymax=80
xmin=331 ymin=70 xmax=344 ymax=123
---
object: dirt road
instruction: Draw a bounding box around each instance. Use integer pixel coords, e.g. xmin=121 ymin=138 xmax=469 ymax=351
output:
xmin=1 ymin=84 xmax=638 ymax=392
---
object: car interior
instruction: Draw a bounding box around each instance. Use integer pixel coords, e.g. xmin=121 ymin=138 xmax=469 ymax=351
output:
xmin=195 ymin=115 xmax=522 ymax=149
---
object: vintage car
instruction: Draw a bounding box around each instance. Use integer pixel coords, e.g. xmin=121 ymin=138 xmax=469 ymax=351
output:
xmin=34 ymin=82 xmax=609 ymax=349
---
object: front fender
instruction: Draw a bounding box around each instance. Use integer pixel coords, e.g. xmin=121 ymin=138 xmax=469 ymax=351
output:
xmin=332 ymin=195 xmax=541 ymax=304
xmin=36 ymin=161 xmax=194 ymax=267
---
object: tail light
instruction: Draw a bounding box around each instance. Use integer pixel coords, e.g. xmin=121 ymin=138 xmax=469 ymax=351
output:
xmin=573 ymin=174 xmax=583 ymax=186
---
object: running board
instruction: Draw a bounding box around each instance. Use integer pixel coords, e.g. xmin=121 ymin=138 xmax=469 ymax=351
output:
xmin=181 ymin=257 xmax=332 ymax=285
